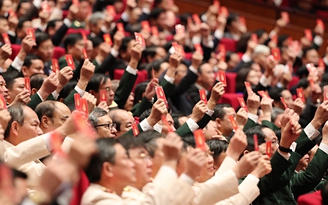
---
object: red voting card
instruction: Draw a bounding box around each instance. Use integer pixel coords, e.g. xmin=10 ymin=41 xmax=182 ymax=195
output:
xmin=178 ymin=45 xmax=185 ymax=57
xmin=280 ymin=97 xmax=288 ymax=109
xmin=52 ymin=59 xmax=59 ymax=74
xmin=161 ymin=115 xmax=173 ymax=133
xmin=213 ymin=0 xmax=220 ymax=9
xmin=239 ymin=16 xmax=246 ymax=26
xmin=172 ymin=42 xmax=180 ymax=53
xmin=281 ymin=11 xmax=289 ymax=23
xmin=245 ymin=81 xmax=252 ymax=93
xmin=50 ymin=131 xmax=66 ymax=157
xmin=229 ymin=115 xmax=238 ymax=130
xmin=80 ymin=98 xmax=88 ymax=116
xmin=324 ymin=86 xmax=328 ymax=101
xmin=0 ymin=94 xmax=6 ymax=109
xmin=175 ymin=24 xmax=185 ymax=35
xmin=117 ymin=23 xmax=124 ymax=33
xmin=317 ymin=19 xmax=325 ymax=29
xmin=74 ymin=93 xmax=81 ymax=111
xmin=2 ymin=33 xmax=10 ymax=45
xmin=271 ymin=34 xmax=278 ymax=45
xmin=219 ymin=6 xmax=229 ymax=17
xmin=65 ymin=54 xmax=75 ymax=70
xmin=287 ymin=37 xmax=293 ymax=46
xmin=82 ymin=48 xmax=88 ymax=60
xmin=318 ymin=58 xmax=325 ymax=69
xmin=134 ymin=32 xmax=145 ymax=47
xmin=82 ymin=32 xmax=87 ymax=45
xmin=194 ymin=44 xmax=203 ymax=55
xmin=103 ymin=34 xmax=112 ymax=46
xmin=251 ymin=33 xmax=258 ymax=44
xmin=218 ymin=70 xmax=226 ymax=86
xmin=132 ymin=123 xmax=139 ymax=136
xmin=8 ymin=9 xmax=16 ymax=17
xmin=297 ymin=88 xmax=305 ymax=103
xmin=304 ymin=29 xmax=313 ymax=41
xmin=155 ymin=86 xmax=168 ymax=108
xmin=106 ymin=5 xmax=116 ymax=17
xmin=72 ymin=0 xmax=79 ymax=5
xmin=238 ymin=97 xmax=248 ymax=112
xmin=193 ymin=129 xmax=206 ymax=151
xmin=219 ymin=44 xmax=226 ymax=62
xmin=199 ymin=89 xmax=207 ymax=104
xmin=271 ymin=48 xmax=281 ymax=61
xmin=0 ymin=163 xmax=14 ymax=196
xmin=253 ymin=134 xmax=259 ymax=151
xmin=24 ymin=77 xmax=30 ymax=92
xmin=266 ymin=141 xmax=272 ymax=158
xmin=258 ymin=90 xmax=270 ymax=99
xmin=72 ymin=111 xmax=96 ymax=139
xmin=192 ymin=14 xmax=201 ymax=25
xmin=141 ymin=21 xmax=151 ymax=32
xmin=100 ymin=90 xmax=107 ymax=103
xmin=26 ymin=28 xmax=35 ymax=41
xmin=151 ymin=26 xmax=159 ymax=37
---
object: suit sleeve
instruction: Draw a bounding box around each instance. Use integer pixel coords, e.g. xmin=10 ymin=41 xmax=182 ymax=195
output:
xmin=52 ymin=22 xmax=69 ymax=46
xmin=170 ymin=69 xmax=198 ymax=98
xmin=132 ymin=97 xmax=152 ymax=117
xmin=114 ymin=69 xmax=137 ymax=109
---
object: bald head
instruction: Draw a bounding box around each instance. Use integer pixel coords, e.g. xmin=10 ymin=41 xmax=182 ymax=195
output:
xmin=109 ymin=109 xmax=134 ymax=137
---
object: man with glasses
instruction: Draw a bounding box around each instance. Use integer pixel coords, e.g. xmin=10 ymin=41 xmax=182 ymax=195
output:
xmin=89 ymin=107 xmax=117 ymax=138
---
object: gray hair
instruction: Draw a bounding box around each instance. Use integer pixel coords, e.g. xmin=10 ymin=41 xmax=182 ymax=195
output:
xmin=89 ymin=12 xmax=105 ymax=25
xmin=271 ymin=107 xmax=284 ymax=123
xmin=88 ymin=107 xmax=108 ymax=130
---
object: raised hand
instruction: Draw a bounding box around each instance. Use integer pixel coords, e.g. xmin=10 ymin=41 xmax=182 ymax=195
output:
xmin=247 ymin=92 xmax=260 ymax=115
xmin=226 ymin=129 xmax=247 ymax=161
xmin=0 ymin=44 xmax=12 ymax=62
xmin=129 ymin=42 xmax=144 ymax=69
xmin=147 ymin=99 xmax=167 ymax=127
xmin=144 ymin=78 xmax=159 ymax=101
xmin=311 ymin=101 xmax=328 ymax=129
xmin=38 ymin=72 xmax=59 ymax=100
xmin=250 ymin=155 xmax=272 ymax=178
xmin=0 ymin=109 xmax=11 ymax=134
xmin=233 ymin=151 xmax=260 ymax=178
xmin=191 ymin=51 xmax=204 ymax=69
xmin=293 ymin=98 xmax=305 ymax=116
xmin=162 ymin=132 xmax=183 ymax=168
xmin=190 ymin=101 xmax=207 ymax=122
xmin=9 ymin=90 xmax=31 ymax=105
xmin=183 ymin=148 xmax=206 ymax=180
xmin=236 ymin=108 xmax=248 ymax=129
xmin=208 ymin=82 xmax=225 ymax=110
xmin=82 ymin=92 xmax=97 ymax=114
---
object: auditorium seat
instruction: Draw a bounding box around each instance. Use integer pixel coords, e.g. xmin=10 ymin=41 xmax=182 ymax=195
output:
xmin=10 ymin=44 xmax=21 ymax=60
xmin=114 ymin=69 xmax=149 ymax=90
xmin=53 ymin=46 xmax=66 ymax=60
xmin=287 ymin=76 xmax=300 ymax=90
xmin=225 ymin=72 xmax=237 ymax=93
xmin=220 ymin=38 xmax=237 ymax=52
xmin=218 ymin=93 xmax=243 ymax=110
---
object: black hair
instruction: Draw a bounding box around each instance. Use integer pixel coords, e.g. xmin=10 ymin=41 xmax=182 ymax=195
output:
xmin=86 ymin=73 xmax=108 ymax=93
xmin=212 ymin=104 xmax=233 ymax=120
xmin=244 ymin=125 xmax=268 ymax=152
xmin=137 ymin=130 xmax=165 ymax=157
xmin=63 ymin=33 xmax=83 ymax=52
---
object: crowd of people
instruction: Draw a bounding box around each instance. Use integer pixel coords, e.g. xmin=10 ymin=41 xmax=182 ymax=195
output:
xmin=0 ymin=0 xmax=328 ymax=204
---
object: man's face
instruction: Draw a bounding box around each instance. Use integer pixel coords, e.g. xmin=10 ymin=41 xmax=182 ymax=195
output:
xmin=23 ymin=59 xmax=44 ymax=77
xmin=46 ymin=103 xmax=71 ymax=133
xmin=123 ymin=93 xmax=134 ymax=112
xmin=18 ymin=21 xmax=32 ymax=39
xmin=0 ymin=75 xmax=9 ymax=101
xmin=159 ymin=113 xmax=175 ymax=134
xmin=97 ymin=78 xmax=114 ymax=106
xmin=17 ymin=2 xmax=30 ymax=17
xmin=1 ymin=0 xmax=11 ymax=14
xmin=17 ymin=107 xmax=43 ymax=143
xmin=129 ymin=147 xmax=153 ymax=189
xmin=174 ymin=64 xmax=187 ymax=85
xmin=156 ymin=12 xmax=166 ymax=29
xmin=0 ymin=19 xmax=9 ymax=34
xmin=304 ymin=49 xmax=319 ymax=65
xmin=227 ymin=53 xmax=240 ymax=70
xmin=96 ymin=115 xmax=117 ymax=138
xmin=258 ymin=127 xmax=279 ymax=157
xmin=204 ymin=120 xmax=217 ymax=141
xmin=36 ymin=39 xmax=54 ymax=61
xmin=121 ymin=40 xmax=136 ymax=62
xmin=198 ymin=144 xmax=214 ymax=182
xmin=274 ymin=113 xmax=283 ymax=128
xmin=112 ymin=144 xmax=136 ymax=186
xmin=70 ymin=39 xmax=84 ymax=61
xmin=8 ymin=77 xmax=24 ymax=104
xmin=116 ymin=111 xmax=135 ymax=136
xmin=154 ymin=47 xmax=166 ymax=61
xmin=281 ymin=90 xmax=293 ymax=108
xmin=199 ymin=63 xmax=215 ymax=88
xmin=254 ymin=52 xmax=270 ymax=70
xmin=216 ymin=107 xmax=236 ymax=137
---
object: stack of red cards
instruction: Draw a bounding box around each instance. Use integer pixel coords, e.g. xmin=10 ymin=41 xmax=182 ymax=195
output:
xmin=134 ymin=32 xmax=146 ymax=48
xmin=193 ymin=129 xmax=206 ymax=151
xmin=65 ymin=54 xmax=75 ymax=70
xmin=155 ymin=86 xmax=168 ymax=108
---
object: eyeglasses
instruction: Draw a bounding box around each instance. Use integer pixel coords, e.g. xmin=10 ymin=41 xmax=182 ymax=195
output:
xmin=130 ymin=152 xmax=151 ymax=161
xmin=96 ymin=123 xmax=116 ymax=130
xmin=101 ymin=87 xmax=113 ymax=93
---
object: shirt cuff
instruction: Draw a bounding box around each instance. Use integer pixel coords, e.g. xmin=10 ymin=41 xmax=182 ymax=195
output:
xmin=192 ymin=36 xmax=201 ymax=45
xmin=305 ymin=123 xmax=320 ymax=141
xmin=42 ymin=132 xmax=52 ymax=151
xmin=248 ymin=113 xmax=258 ymax=123
xmin=278 ymin=150 xmax=291 ymax=161
xmin=189 ymin=65 xmax=198 ymax=74
xmin=63 ymin=18 xmax=72 ymax=28
xmin=164 ymin=75 xmax=174 ymax=84
xmin=36 ymin=92 xmax=44 ymax=102
xmin=7 ymin=30 xmax=16 ymax=37
xmin=153 ymin=123 xmax=162 ymax=133
xmin=260 ymin=75 xmax=271 ymax=87
xmin=242 ymin=54 xmax=252 ymax=63
xmin=139 ymin=119 xmax=154 ymax=131
xmin=0 ymin=67 xmax=5 ymax=73
xmin=202 ymin=36 xmax=214 ymax=48
xmin=142 ymin=7 xmax=150 ymax=14
xmin=160 ymin=165 xmax=177 ymax=178
xmin=121 ymin=12 xmax=129 ymax=22
xmin=180 ymin=173 xmax=195 ymax=185
xmin=74 ymin=85 xmax=85 ymax=97
xmin=314 ymin=35 xmax=323 ymax=46
xmin=214 ymin=29 xmax=224 ymax=40
xmin=319 ymin=143 xmax=328 ymax=155
xmin=12 ymin=57 xmax=24 ymax=72
xmin=246 ymin=174 xmax=260 ymax=184
xmin=126 ymin=66 xmax=137 ymax=75
xmin=111 ymin=49 xmax=119 ymax=58
xmin=186 ymin=118 xmax=199 ymax=132
xmin=206 ymin=109 xmax=214 ymax=116
xmin=269 ymin=30 xmax=277 ymax=39
xmin=52 ymin=91 xmax=59 ymax=100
